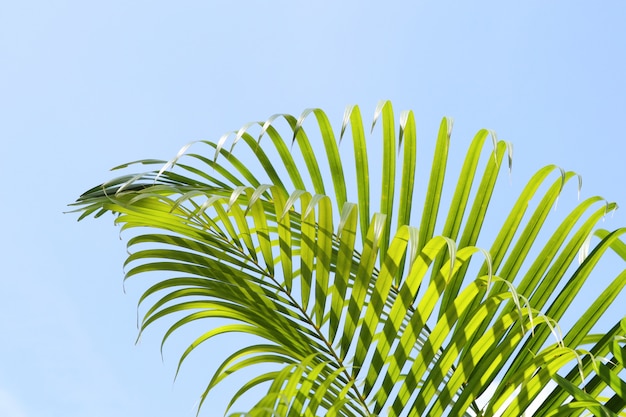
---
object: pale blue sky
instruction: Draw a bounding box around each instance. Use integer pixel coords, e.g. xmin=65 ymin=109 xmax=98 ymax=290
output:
xmin=1 ymin=1 xmax=625 ymax=416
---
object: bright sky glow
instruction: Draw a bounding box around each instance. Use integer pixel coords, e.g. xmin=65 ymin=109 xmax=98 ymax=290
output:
xmin=1 ymin=1 xmax=625 ymax=416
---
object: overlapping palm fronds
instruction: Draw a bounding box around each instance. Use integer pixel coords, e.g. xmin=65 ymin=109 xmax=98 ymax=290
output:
xmin=72 ymin=102 xmax=626 ymax=416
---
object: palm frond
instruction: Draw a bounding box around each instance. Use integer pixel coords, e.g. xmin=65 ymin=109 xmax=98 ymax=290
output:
xmin=72 ymin=102 xmax=626 ymax=416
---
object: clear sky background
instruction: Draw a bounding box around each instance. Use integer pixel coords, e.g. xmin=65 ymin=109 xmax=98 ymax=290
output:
xmin=1 ymin=1 xmax=625 ymax=416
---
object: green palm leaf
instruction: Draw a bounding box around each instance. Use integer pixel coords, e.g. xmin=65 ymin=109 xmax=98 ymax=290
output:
xmin=72 ymin=102 xmax=626 ymax=416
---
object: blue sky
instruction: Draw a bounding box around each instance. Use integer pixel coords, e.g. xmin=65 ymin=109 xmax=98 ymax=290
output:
xmin=1 ymin=1 xmax=625 ymax=416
